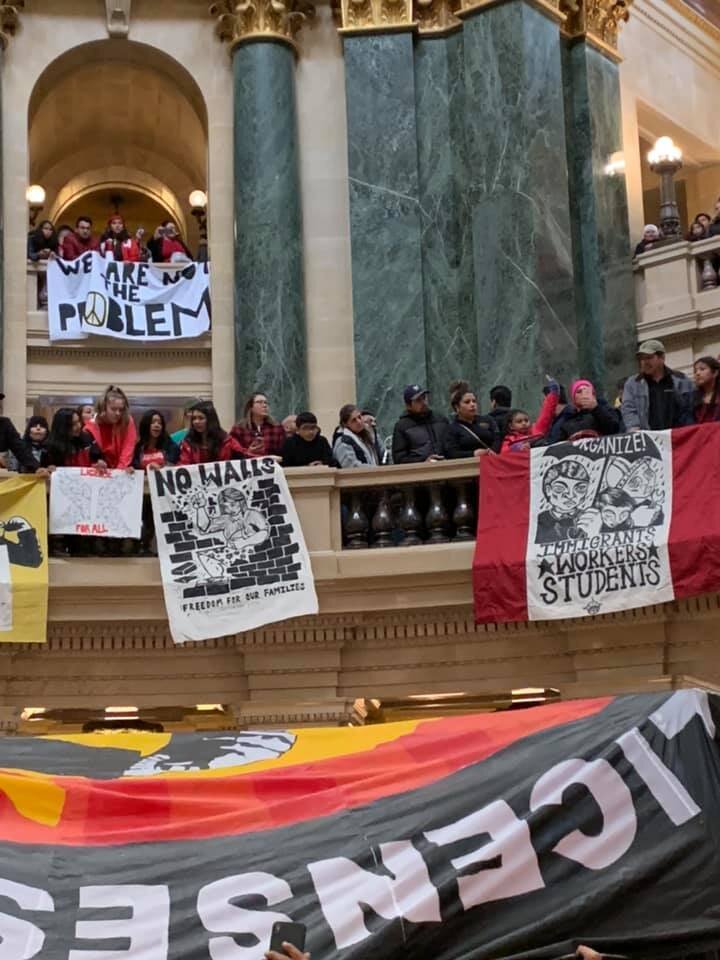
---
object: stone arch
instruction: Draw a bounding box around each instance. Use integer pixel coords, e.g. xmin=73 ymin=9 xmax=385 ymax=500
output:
xmin=28 ymin=39 xmax=208 ymax=247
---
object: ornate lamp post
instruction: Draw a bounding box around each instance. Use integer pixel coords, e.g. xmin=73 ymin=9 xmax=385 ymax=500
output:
xmin=647 ymin=136 xmax=683 ymax=239
xmin=189 ymin=189 xmax=208 ymax=262
xmin=25 ymin=184 xmax=45 ymax=228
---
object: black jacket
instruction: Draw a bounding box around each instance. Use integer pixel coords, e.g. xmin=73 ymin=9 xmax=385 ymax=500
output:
xmin=556 ymin=401 xmax=622 ymax=441
xmin=281 ymin=433 xmax=333 ymax=467
xmin=444 ymin=415 xmax=498 ymax=458
xmin=391 ymin=410 xmax=448 ymax=464
xmin=0 ymin=418 xmax=42 ymax=473
xmin=488 ymin=406 xmax=511 ymax=439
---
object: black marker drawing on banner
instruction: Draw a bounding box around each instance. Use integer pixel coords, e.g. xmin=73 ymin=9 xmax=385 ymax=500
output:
xmin=0 ymin=515 xmax=42 ymax=567
xmin=529 ymin=432 xmax=672 ymax=617
xmin=124 ymin=731 xmax=297 ymax=776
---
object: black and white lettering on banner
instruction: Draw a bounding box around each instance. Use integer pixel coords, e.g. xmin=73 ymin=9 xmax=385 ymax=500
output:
xmin=149 ymin=457 xmax=318 ymax=643
xmin=47 ymin=252 xmax=211 ymax=341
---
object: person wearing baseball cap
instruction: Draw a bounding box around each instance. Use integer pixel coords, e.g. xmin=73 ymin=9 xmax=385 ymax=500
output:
xmin=621 ymin=339 xmax=693 ymax=431
xmin=391 ymin=385 xmax=448 ymax=464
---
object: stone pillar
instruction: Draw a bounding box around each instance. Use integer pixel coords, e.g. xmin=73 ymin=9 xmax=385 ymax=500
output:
xmin=560 ymin=0 xmax=636 ymax=393
xmin=414 ymin=4 xmax=477 ymax=404
xmin=211 ymin=0 xmax=313 ymax=419
xmin=0 ymin=3 xmax=23 ymax=394
xmin=458 ymin=0 xmax=577 ymax=410
xmin=339 ymin=0 xmax=426 ymax=430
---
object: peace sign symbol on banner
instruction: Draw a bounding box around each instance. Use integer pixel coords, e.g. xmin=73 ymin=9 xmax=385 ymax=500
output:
xmin=84 ymin=291 xmax=107 ymax=328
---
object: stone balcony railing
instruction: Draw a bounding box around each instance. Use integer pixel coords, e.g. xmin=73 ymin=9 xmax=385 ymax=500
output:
xmin=41 ymin=460 xmax=479 ymax=625
xmin=634 ymin=236 xmax=720 ymax=368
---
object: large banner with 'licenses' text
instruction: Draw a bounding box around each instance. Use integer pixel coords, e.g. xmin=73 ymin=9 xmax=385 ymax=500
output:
xmin=474 ymin=423 xmax=720 ymax=623
xmin=47 ymin=252 xmax=210 ymax=341
xmin=0 ymin=691 xmax=719 ymax=958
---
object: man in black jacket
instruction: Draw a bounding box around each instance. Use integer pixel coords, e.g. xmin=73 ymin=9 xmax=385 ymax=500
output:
xmin=391 ymin=385 xmax=448 ymax=464
xmin=0 ymin=395 xmax=45 ymax=473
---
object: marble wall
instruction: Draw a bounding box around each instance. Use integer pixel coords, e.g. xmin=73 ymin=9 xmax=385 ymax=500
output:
xmin=414 ymin=32 xmax=477 ymax=408
xmin=562 ymin=40 xmax=636 ymax=393
xmin=233 ymin=42 xmax=307 ymax=420
xmin=343 ymin=33 xmax=426 ymax=430
xmin=461 ymin=3 xmax=577 ymax=409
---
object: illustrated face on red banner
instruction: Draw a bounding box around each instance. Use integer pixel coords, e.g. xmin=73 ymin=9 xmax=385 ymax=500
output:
xmin=527 ymin=431 xmax=674 ymax=619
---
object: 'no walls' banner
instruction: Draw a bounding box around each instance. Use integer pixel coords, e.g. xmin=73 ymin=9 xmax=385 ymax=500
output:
xmin=149 ymin=457 xmax=318 ymax=643
xmin=474 ymin=423 xmax=720 ymax=623
xmin=47 ymin=252 xmax=211 ymax=341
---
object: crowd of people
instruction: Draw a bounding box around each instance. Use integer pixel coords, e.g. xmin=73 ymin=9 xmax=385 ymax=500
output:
xmin=633 ymin=197 xmax=720 ymax=255
xmin=1 ymin=337 xmax=716 ymax=554
xmin=27 ymin=214 xmax=195 ymax=264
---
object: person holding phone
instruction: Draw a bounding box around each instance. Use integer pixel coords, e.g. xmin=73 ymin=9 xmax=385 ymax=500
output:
xmin=231 ymin=393 xmax=286 ymax=458
xmin=265 ymin=945 xmax=309 ymax=960
xmin=266 ymin=921 xmax=309 ymax=960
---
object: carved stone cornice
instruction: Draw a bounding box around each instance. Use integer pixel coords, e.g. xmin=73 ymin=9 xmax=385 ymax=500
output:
xmin=415 ymin=0 xmax=461 ymax=35
xmin=209 ymin=0 xmax=316 ymax=53
xmin=456 ymin=0 xmax=564 ymax=26
xmin=336 ymin=0 xmax=414 ymax=35
xmin=0 ymin=2 xmax=23 ymax=50
xmin=559 ymin=0 xmax=632 ymax=60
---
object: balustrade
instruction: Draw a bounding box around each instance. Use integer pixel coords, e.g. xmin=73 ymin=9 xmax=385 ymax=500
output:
xmin=634 ymin=236 xmax=720 ymax=367
xmin=335 ymin=459 xmax=479 ymax=549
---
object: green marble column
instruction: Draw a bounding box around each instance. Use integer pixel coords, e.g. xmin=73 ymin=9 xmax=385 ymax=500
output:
xmin=414 ymin=32 xmax=477 ymax=404
xmin=343 ymin=33 xmax=426 ymax=429
xmin=562 ymin=39 xmax=636 ymax=395
xmin=461 ymin=2 xmax=577 ymax=410
xmin=233 ymin=42 xmax=307 ymax=419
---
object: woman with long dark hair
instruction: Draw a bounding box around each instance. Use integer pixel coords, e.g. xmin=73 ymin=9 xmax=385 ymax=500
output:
xmin=179 ymin=401 xmax=249 ymax=464
xmin=148 ymin=220 xmax=192 ymax=263
xmin=46 ymin=407 xmax=98 ymax=468
xmin=692 ymin=356 xmax=720 ymax=423
xmin=231 ymin=393 xmax=285 ymax=457
xmin=133 ymin=410 xmax=180 ymax=471
xmin=27 ymin=220 xmax=58 ymax=261
xmin=99 ymin=214 xmax=141 ymax=262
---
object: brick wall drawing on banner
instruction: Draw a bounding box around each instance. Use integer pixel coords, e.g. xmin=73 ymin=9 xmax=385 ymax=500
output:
xmin=158 ymin=476 xmax=303 ymax=602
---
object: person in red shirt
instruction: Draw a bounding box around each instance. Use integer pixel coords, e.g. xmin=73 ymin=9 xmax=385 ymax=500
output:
xmin=132 ymin=410 xmax=180 ymax=471
xmin=45 ymin=408 xmax=98 ymax=469
xmin=84 ymin=386 xmax=137 ymax=470
xmin=231 ymin=393 xmax=286 ymax=458
xmin=179 ymin=401 xmax=249 ymax=465
xmin=60 ymin=217 xmax=99 ymax=260
xmin=148 ymin=220 xmax=193 ymax=263
xmin=501 ymin=380 xmax=560 ymax=454
xmin=99 ymin=215 xmax=141 ymax=262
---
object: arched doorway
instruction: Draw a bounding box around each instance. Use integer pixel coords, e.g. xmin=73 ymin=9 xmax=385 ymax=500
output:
xmin=28 ymin=39 xmax=208 ymax=252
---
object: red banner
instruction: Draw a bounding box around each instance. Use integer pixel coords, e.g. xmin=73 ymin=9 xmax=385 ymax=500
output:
xmin=473 ymin=424 xmax=720 ymax=623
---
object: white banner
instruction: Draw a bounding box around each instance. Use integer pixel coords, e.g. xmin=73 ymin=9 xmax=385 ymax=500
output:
xmin=149 ymin=458 xmax=318 ymax=644
xmin=49 ymin=468 xmax=145 ymax=538
xmin=526 ymin=431 xmax=674 ymax=620
xmin=47 ymin=252 xmax=211 ymax=341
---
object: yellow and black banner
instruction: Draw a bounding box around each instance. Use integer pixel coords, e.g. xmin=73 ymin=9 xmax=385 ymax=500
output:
xmin=0 ymin=475 xmax=47 ymax=643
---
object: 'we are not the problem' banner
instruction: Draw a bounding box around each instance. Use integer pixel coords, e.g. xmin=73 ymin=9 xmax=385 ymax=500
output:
xmin=47 ymin=252 xmax=211 ymax=341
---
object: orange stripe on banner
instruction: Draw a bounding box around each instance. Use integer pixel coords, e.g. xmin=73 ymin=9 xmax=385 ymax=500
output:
xmin=0 ymin=699 xmax=612 ymax=846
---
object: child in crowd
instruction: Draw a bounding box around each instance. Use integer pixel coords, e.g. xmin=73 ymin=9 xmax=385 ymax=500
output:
xmin=17 ymin=416 xmax=49 ymax=470
xmin=99 ymin=215 xmax=141 ymax=262
xmin=84 ymin=385 xmax=137 ymax=470
xmin=133 ymin=410 xmax=180 ymax=471
xmin=179 ymin=401 xmax=249 ymax=465
xmin=280 ymin=412 xmax=333 ymax=467
xmin=27 ymin=220 xmax=57 ymax=261
xmin=78 ymin=403 xmax=95 ymax=426
xmin=501 ymin=380 xmax=559 ymax=453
